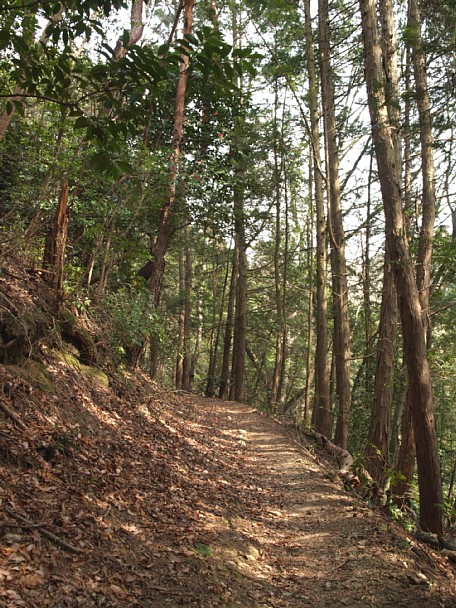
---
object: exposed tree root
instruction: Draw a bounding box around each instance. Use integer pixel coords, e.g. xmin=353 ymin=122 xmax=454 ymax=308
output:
xmin=4 ymin=506 xmax=84 ymax=554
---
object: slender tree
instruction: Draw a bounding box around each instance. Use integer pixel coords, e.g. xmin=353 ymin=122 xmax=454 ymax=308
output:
xmin=304 ymin=0 xmax=331 ymax=437
xmin=359 ymin=0 xmax=443 ymax=535
xmin=148 ymin=0 xmax=195 ymax=307
xmin=365 ymin=0 xmax=399 ymax=487
xmin=318 ymin=0 xmax=351 ymax=448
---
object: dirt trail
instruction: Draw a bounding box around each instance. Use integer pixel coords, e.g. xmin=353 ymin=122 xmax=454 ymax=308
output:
xmin=188 ymin=397 xmax=456 ymax=608
xmin=1 ymin=364 xmax=455 ymax=608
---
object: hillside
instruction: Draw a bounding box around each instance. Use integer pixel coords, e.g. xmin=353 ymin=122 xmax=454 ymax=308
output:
xmin=0 ymin=259 xmax=456 ymax=607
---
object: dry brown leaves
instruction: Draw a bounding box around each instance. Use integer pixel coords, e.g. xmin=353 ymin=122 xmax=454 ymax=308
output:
xmin=0 ymin=352 xmax=455 ymax=607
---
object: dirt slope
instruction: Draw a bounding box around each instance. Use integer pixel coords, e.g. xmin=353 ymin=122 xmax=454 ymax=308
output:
xmin=1 ymin=353 xmax=455 ymax=607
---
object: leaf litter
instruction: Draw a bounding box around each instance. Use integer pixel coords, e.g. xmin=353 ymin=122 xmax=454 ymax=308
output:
xmin=0 ymin=358 xmax=455 ymax=607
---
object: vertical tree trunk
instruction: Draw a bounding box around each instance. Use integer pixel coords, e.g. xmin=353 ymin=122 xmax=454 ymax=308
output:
xmin=148 ymin=0 xmax=195 ymax=307
xmin=366 ymin=248 xmax=397 ymax=486
xmin=318 ymin=0 xmax=351 ymax=448
xmin=359 ymin=0 xmax=443 ymax=535
xmin=304 ymin=167 xmax=314 ymax=425
xmin=393 ymin=46 xmax=415 ymax=492
xmin=409 ymin=0 xmax=436 ymax=348
xmin=365 ymin=0 xmax=400 ymax=487
xmin=43 ymin=178 xmax=69 ymax=291
xmin=304 ymin=0 xmax=331 ymax=437
xmin=113 ymin=0 xmax=145 ymax=59
xmin=228 ymin=4 xmax=247 ymax=404
xmin=219 ymin=249 xmax=237 ymax=399
xmin=392 ymin=382 xmax=416 ymax=500
xmin=206 ymin=246 xmax=229 ymax=397
xmin=270 ymin=84 xmax=284 ymax=411
xmin=231 ymin=225 xmax=247 ymax=402
xmin=182 ymin=238 xmax=193 ymax=390
xmin=175 ymin=240 xmax=186 ymax=388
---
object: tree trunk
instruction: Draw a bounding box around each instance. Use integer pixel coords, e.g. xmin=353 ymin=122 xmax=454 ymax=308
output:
xmin=219 ymin=249 xmax=237 ymax=399
xmin=113 ymin=0 xmax=145 ymax=59
xmin=359 ymin=0 xmax=443 ymax=535
xmin=304 ymin=155 xmax=314 ymax=426
xmin=231 ymin=227 xmax=247 ymax=402
xmin=148 ymin=0 xmax=195 ymax=307
xmin=366 ymin=248 xmax=397 ymax=486
xmin=43 ymin=178 xmax=69 ymax=292
xmin=269 ymin=84 xmax=284 ymax=411
xmin=175 ymin=240 xmax=185 ymax=388
xmin=365 ymin=0 xmax=400 ymax=488
xmin=305 ymin=0 xmax=331 ymax=437
xmin=409 ymin=0 xmax=436 ymax=347
xmin=182 ymin=238 xmax=193 ymax=390
xmin=392 ymin=383 xmax=416 ymax=500
xmin=206 ymin=247 xmax=229 ymax=397
xmin=318 ymin=0 xmax=351 ymax=448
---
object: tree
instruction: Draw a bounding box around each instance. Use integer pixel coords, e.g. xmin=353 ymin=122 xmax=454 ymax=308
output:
xmin=304 ymin=0 xmax=331 ymax=437
xmin=358 ymin=0 xmax=443 ymax=535
xmin=318 ymin=0 xmax=351 ymax=448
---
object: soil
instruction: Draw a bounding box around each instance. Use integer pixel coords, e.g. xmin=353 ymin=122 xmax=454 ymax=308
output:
xmin=1 ymin=357 xmax=455 ymax=607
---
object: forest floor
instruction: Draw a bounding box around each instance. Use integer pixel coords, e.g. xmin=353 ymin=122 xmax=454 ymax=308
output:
xmin=0 ymin=257 xmax=455 ymax=606
xmin=1 ymin=351 xmax=456 ymax=607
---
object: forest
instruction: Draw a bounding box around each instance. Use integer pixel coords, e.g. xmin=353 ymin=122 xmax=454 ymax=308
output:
xmin=1 ymin=0 xmax=456 ymax=546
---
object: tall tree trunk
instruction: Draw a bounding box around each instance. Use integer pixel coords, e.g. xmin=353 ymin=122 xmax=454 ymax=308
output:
xmin=318 ymin=0 xmax=351 ymax=448
xmin=365 ymin=0 xmax=400 ymax=488
xmin=175 ymin=240 xmax=186 ymax=388
xmin=393 ymin=45 xmax=415 ymax=493
xmin=393 ymin=382 xmax=416 ymax=500
xmin=409 ymin=0 xmax=436 ymax=348
xmin=359 ymin=0 xmax=443 ymax=535
xmin=206 ymin=246 xmax=229 ymax=397
xmin=43 ymin=178 xmax=69 ymax=292
xmin=219 ymin=249 xmax=237 ymax=399
xmin=366 ymin=248 xmax=397 ymax=486
xmin=231 ymin=224 xmax=247 ymax=402
xmin=113 ymin=0 xmax=145 ymax=59
xmin=304 ymin=165 xmax=314 ymax=426
xmin=305 ymin=0 xmax=331 ymax=437
xmin=270 ymin=84 xmax=284 ymax=411
xmin=362 ymin=154 xmax=374 ymax=396
xmin=182 ymin=238 xmax=193 ymax=390
xmin=228 ymin=4 xmax=247 ymax=404
xmin=148 ymin=0 xmax=195 ymax=307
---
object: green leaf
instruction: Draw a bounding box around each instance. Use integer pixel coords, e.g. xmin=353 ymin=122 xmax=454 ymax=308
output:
xmin=157 ymin=43 xmax=169 ymax=55
xmin=74 ymin=116 xmax=90 ymax=129
xmin=184 ymin=33 xmax=199 ymax=46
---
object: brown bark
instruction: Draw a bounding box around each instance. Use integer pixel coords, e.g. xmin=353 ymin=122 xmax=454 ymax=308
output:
xmin=175 ymin=242 xmax=185 ymax=388
xmin=269 ymin=85 xmax=284 ymax=411
xmin=43 ymin=178 xmax=69 ymax=291
xmin=305 ymin=0 xmax=331 ymax=437
xmin=231 ymin=227 xmax=247 ymax=402
xmin=366 ymin=248 xmax=397 ymax=486
xmin=365 ymin=0 xmax=399 ymax=488
xmin=392 ymin=383 xmax=416 ymax=499
xmin=219 ymin=249 xmax=237 ymax=400
xmin=182 ymin=240 xmax=193 ymax=390
xmin=359 ymin=0 xmax=443 ymax=535
xmin=113 ymin=0 xmax=145 ymax=59
xmin=409 ymin=0 xmax=436 ymax=346
xmin=318 ymin=0 xmax=351 ymax=448
xmin=148 ymin=0 xmax=195 ymax=307
xmin=206 ymin=248 xmax=229 ymax=397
